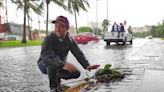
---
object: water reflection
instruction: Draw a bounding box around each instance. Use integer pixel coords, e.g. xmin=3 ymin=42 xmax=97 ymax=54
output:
xmin=104 ymin=44 xmax=133 ymax=50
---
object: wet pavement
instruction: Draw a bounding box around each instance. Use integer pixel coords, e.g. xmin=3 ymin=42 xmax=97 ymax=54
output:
xmin=0 ymin=38 xmax=164 ymax=92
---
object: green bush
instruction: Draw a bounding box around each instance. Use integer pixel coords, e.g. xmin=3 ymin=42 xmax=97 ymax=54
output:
xmin=78 ymin=26 xmax=94 ymax=33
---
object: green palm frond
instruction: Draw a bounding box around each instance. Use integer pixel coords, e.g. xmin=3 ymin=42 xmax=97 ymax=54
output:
xmin=27 ymin=2 xmax=43 ymax=15
xmin=0 ymin=0 xmax=4 ymax=8
xmin=51 ymin=0 xmax=67 ymax=10
xmin=11 ymin=0 xmax=24 ymax=10
xmin=11 ymin=0 xmax=23 ymax=5
xmin=65 ymin=0 xmax=90 ymax=34
xmin=67 ymin=0 xmax=73 ymax=14
xmin=79 ymin=0 xmax=89 ymax=11
xmin=38 ymin=2 xmax=44 ymax=10
xmin=81 ymin=0 xmax=90 ymax=8
xmin=11 ymin=0 xmax=44 ymax=16
xmin=73 ymin=2 xmax=80 ymax=14
xmin=67 ymin=0 xmax=89 ymax=14
xmin=26 ymin=11 xmax=32 ymax=21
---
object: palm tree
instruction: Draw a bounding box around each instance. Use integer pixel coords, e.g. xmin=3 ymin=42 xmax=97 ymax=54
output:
xmin=22 ymin=0 xmax=27 ymax=43
xmin=66 ymin=0 xmax=89 ymax=34
xmin=26 ymin=1 xmax=44 ymax=40
xmin=11 ymin=0 xmax=44 ymax=43
xmin=11 ymin=0 xmax=27 ymax=43
xmin=101 ymin=19 xmax=110 ymax=32
xmin=42 ymin=0 xmax=66 ymax=36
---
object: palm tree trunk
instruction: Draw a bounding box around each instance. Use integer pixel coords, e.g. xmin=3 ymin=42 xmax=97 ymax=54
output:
xmin=46 ymin=1 xmax=49 ymax=36
xmin=22 ymin=0 xmax=27 ymax=44
xmin=27 ymin=13 xmax=32 ymax=40
xmin=74 ymin=9 xmax=78 ymax=34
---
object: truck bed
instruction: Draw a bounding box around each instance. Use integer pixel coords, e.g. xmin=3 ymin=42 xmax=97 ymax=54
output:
xmin=103 ymin=31 xmax=133 ymax=45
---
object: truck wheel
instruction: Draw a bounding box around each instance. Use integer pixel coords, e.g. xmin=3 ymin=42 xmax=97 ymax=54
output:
xmin=130 ymin=40 xmax=133 ymax=44
xmin=106 ymin=42 xmax=110 ymax=45
xmin=123 ymin=37 xmax=127 ymax=45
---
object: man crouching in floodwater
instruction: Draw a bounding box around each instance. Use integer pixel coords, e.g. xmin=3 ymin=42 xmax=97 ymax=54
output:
xmin=37 ymin=15 xmax=100 ymax=92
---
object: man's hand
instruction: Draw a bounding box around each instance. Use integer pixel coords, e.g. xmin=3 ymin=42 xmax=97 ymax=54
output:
xmin=86 ymin=65 xmax=100 ymax=71
xmin=63 ymin=63 xmax=77 ymax=73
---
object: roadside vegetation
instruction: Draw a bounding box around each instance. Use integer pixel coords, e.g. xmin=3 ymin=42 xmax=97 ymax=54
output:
xmin=78 ymin=26 xmax=94 ymax=33
xmin=0 ymin=40 xmax=42 ymax=47
xmin=161 ymin=38 xmax=164 ymax=40
xmin=133 ymin=20 xmax=164 ymax=38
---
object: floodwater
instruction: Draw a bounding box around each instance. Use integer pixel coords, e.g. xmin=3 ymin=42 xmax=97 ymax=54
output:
xmin=0 ymin=38 xmax=164 ymax=92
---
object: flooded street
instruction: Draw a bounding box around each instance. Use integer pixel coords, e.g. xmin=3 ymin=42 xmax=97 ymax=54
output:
xmin=0 ymin=38 xmax=164 ymax=92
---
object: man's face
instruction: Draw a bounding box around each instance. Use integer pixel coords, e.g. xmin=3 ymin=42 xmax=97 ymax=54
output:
xmin=55 ymin=22 xmax=69 ymax=38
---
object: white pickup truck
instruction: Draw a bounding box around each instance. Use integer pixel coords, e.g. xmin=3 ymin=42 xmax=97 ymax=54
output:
xmin=104 ymin=30 xmax=133 ymax=45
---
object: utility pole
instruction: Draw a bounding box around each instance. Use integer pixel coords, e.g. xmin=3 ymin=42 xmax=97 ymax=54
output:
xmin=87 ymin=12 xmax=89 ymax=25
xmin=96 ymin=0 xmax=99 ymax=35
xmin=38 ymin=15 xmax=40 ymax=34
xmin=106 ymin=0 xmax=108 ymax=20
xmin=106 ymin=0 xmax=108 ymax=31
xmin=5 ymin=0 xmax=8 ymax=23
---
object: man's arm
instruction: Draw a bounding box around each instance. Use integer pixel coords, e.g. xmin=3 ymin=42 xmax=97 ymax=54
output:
xmin=40 ymin=37 xmax=64 ymax=69
xmin=65 ymin=34 xmax=100 ymax=72
xmin=69 ymin=36 xmax=90 ymax=69
xmin=69 ymin=38 xmax=100 ymax=70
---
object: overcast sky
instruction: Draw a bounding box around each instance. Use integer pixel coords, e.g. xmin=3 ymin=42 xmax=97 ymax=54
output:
xmin=1 ymin=0 xmax=164 ymax=30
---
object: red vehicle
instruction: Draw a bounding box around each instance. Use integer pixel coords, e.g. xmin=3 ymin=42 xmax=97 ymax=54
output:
xmin=73 ymin=32 xmax=99 ymax=44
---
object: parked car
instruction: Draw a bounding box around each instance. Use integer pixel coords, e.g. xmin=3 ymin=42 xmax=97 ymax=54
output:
xmin=73 ymin=32 xmax=99 ymax=44
xmin=148 ymin=36 xmax=153 ymax=39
